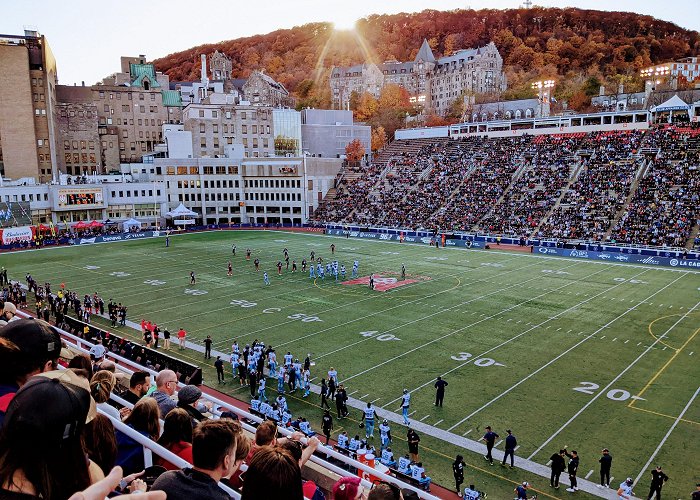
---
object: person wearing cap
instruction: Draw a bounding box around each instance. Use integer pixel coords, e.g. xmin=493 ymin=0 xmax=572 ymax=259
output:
xmin=434 ymin=375 xmax=448 ymax=407
xmin=321 ymin=409 xmax=333 ymax=444
xmin=617 ymin=477 xmax=634 ymax=500
xmin=89 ymin=337 xmax=106 ymax=362
xmin=0 ymin=375 xmax=93 ymax=498
xmin=502 ymin=429 xmax=517 ymax=468
xmin=647 ymin=466 xmax=669 ymax=499
xmin=0 ymin=319 xmax=62 ymax=426
xmin=691 ymin=483 xmax=700 ymax=500
xmin=514 ymin=481 xmax=529 ymax=499
xmin=0 ymin=301 xmax=19 ymax=326
xmin=177 ymin=384 xmax=209 ymax=425
xmin=599 ymin=448 xmax=613 ymax=488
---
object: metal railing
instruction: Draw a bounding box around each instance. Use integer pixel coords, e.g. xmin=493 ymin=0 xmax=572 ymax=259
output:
xmin=17 ymin=310 xmax=440 ymax=499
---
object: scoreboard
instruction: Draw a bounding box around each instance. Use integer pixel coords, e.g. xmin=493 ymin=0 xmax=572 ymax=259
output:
xmin=56 ymin=189 xmax=104 ymax=209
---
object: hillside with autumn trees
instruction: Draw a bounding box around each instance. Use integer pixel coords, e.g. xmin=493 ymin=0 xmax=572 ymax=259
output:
xmin=153 ymin=6 xmax=699 ymax=135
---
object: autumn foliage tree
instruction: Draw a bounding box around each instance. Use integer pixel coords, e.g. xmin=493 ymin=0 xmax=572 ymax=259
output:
xmin=153 ymin=7 xmax=698 ymax=118
xmin=371 ymin=126 xmax=387 ymax=154
xmin=345 ymin=139 xmax=366 ymax=164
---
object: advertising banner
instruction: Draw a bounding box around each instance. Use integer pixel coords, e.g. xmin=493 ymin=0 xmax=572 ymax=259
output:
xmin=533 ymin=246 xmax=700 ymax=268
xmin=1 ymin=226 xmax=35 ymax=244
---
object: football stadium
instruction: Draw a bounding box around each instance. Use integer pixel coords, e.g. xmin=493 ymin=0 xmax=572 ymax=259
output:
xmin=1 ymin=3 xmax=700 ymax=500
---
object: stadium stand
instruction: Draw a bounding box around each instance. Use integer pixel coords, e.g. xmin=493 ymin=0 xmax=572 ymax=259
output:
xmin=314 ymin=125 xmax=700 ymax=250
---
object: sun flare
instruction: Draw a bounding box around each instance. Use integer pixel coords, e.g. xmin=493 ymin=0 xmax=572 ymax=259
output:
xmin=330 ymin=14 xmax=358 ymax=31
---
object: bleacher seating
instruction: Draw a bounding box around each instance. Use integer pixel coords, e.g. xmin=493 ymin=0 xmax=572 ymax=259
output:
xmin=314 ymin=125 xmax=700 ymax=249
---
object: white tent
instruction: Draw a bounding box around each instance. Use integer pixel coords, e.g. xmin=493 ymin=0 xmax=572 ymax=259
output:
xmin=122 ymin=218 xmax=142 ymax=231
xmin=650 ymin=94 xmax=690 ymax=112
xmin=165 ymin=203 xmax=198 ymax=218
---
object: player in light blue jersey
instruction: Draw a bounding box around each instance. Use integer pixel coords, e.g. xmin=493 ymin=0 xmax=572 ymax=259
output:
xmin=268 ymin=350 xmax=277 ymax=377
xmin=230 ymin=352 xmax=239 ymax=378
xmin=309 ymin=264 xmax=315 ymax=279
xmin=258 ymin=377 xmax=268 ymax=402
xmin=379 ymin=419 xmax=392 ymax=450
xmin=340 ymin=265 xmax=346 ymax=279
xmin=352 ymin=260 xmax=359 ymax=278
xmin=263 ymin=272 xmax=270 ymax=285
xmin=401 ymin=389 xmax=411 ymax=425
xmin=277 ymin=366 xmax=286 ymax=393
xmin=364 ymin=402 xmax=376 ymax=439
xmin=317 ymin=263 xmax=324 ymax=279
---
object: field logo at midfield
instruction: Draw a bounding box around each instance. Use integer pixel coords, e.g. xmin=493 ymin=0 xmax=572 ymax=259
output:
xmin=342 ymin=272 xmax=431 ymax=292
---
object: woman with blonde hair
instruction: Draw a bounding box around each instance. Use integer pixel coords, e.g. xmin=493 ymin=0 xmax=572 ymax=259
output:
xmin=90 ymin=370 xmax=119 ymax=419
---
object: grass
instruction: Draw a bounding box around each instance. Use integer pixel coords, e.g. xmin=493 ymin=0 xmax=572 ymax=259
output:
xmin=4 ymin=229 xmax=699 ymax=499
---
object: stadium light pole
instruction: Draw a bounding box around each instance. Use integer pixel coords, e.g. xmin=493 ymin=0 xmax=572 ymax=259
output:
xmin=532 ymin=79 xmax=555 ymax=117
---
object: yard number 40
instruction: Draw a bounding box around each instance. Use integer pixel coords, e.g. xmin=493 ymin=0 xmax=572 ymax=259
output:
xmin=573 ymin=382 xmax=645 ymax=402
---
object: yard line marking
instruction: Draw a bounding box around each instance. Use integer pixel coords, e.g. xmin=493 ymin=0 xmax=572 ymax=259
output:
xmin=556 ymin=327 xmax=561 ymax=331
xmin=408 ymin=410 xmax=417 ymax=416
xmin=495 ymin=440 xmax=503 ymax=447
xmin=463 ymin=429 xmax=473 ymax=436
xmin=370 ymin=398 xmax=381 ymax=404
xmin=546 ymin=460 xmax=552 ymax=466
xmin=420 ymin=415 xmax=431 ymax=422
xmin=585 ymin=470 xmax=594 ymax=479
xmin=274 ymin=257 xmax=543 ymax=351
xmin=612 ymin=338 xmax=617 ymax=342
xmin=528 ymin=294 xmax=698 ymax=460
xmin=346 ymin=264 xmax=608 ymax=387
xmin=514 ymin=445 xmax=520 ymax=451
xmin=690 ymin=352 xmax=694 ymax=356
xmin=600 ymin=335 xmax=606 ymax=339
xmin=633 ymin=385 xmax=700 ymax=487
xmin=457 ymin=271 xmax=684 ymax=428
xmin=434 ymin=419 xmax=444 ymax=426
xmin=624 ymin=339 xmax=629 ymax=344
xmin=360 ymin=393 xmax=370 ymax=400
xmin=318 ymin=263 xmax=579 ymax=362
xmin=348 ymin=390 xmax=358 ymax=396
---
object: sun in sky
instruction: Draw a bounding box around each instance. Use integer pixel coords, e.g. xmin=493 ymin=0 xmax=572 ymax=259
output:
xmin=329 ymin=12 xmax=359 ymax=31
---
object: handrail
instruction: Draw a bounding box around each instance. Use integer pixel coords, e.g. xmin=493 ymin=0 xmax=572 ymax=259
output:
xmin=101 ymin=411 xmax=240 ymax=499
xmin=16 ymin=310 xmax=439 ymax=499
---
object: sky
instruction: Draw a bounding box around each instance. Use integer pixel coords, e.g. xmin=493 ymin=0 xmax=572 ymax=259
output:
xmin=1 ymin=0 xmax=698 ymax=86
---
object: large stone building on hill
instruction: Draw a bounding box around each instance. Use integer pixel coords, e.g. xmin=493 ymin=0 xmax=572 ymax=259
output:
xmin=330 ymin=39 xmax=506 ymax=115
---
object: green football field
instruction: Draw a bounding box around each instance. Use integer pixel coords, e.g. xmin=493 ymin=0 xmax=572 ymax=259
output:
xmin=3 ymin=230 xmax=699 ymax=499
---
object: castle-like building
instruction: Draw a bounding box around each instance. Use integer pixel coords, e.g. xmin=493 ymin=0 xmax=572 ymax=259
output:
xmin=330 ymin=39 xmax=507 ymax=115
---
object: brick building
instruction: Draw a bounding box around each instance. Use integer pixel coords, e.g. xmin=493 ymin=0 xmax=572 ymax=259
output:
xmin=0 ymin=30 xmax=58 ymax=182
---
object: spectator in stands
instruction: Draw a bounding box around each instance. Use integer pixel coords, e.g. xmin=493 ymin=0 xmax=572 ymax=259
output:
xmin=156 ymin=408 xmax=194 ymax=470
xmin=88 ymin=338 xmax=106 ymax=363
xmin=90 ymin=370 xmax=120 ymax=420
xmin=116 ymin=397 xmax=160 ymax=475
xmin=176 ymin=384 xmax=210 ymax=425
xmin=68 ymin=353 xmax=94 ymax=380
xmin=240 ymin=446 xmax=304 ymax=500
xmin=368 ymin=481 xmax=404 ymax=500
xmin=0 ymin=319 xmax=62 ymax=425
xmin=0 ymin=301 xmax=19 ymax=326
xmin=229 ymin=419 xmax=304 ymax=488
xmin=0 ymin=376 xmax=92 ymax=499
xmin=121 ymin=371 xmax=151 ymax=406
xmin=66 ymin=465 xmax=165 ymax=500
xmin=332 ymin=476 xmax=366 ymax=500
xmin=152 ymin=369 xmax=178 ymax=418
xmin=83 ymin=413 xmax=118 ymax=477
xmin=152 ymin=419 xmax=249 ymax=500
xmin=279 ymin=439 xmax=324 ymax=500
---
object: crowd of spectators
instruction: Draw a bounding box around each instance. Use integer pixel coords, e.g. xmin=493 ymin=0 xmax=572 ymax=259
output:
xmin=611 ymin=126 xmax=700 ymax=246
xmin=314 ymin=126 xmax=698 ymax=249
xmin=0 ymin=318 xmax=433 ymax=499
